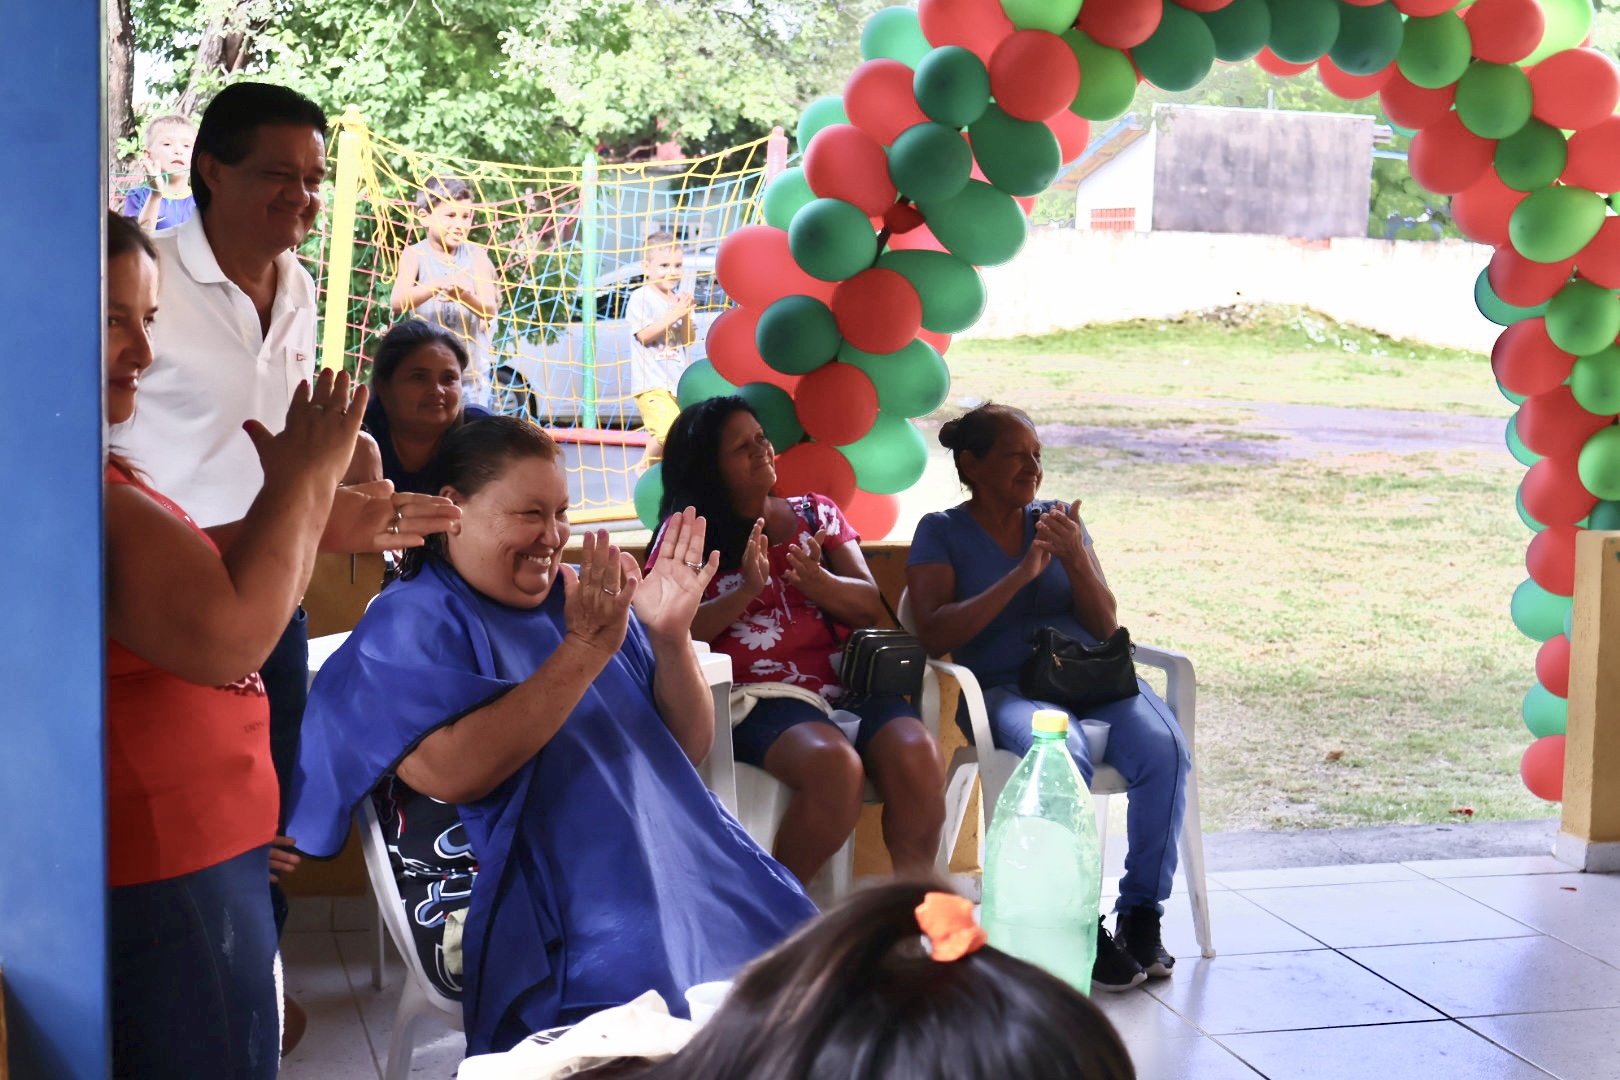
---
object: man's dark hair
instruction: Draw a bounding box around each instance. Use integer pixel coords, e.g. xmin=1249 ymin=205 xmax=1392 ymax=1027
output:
xmin=191 ymin=82 xmax=327 ymax=211
xmin=415 ymin=175 xmax=474 ymax=213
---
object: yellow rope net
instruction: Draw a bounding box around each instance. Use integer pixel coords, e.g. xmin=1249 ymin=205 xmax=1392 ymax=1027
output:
xmin=306 ymin=114 xmax=782 ymax=523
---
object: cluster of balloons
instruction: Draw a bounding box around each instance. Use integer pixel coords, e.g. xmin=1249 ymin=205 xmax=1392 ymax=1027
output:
xmin=638 ymin=0 xmax=1616 ymax=802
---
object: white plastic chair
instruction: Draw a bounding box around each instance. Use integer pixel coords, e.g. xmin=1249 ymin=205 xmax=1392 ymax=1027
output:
xmin=899 ymin=590 xmax=1216 ymax=960
xmin=356 ymin=798 xmax=466 ymax=1080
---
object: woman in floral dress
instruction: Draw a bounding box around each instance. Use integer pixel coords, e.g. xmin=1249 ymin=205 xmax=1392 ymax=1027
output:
xmin=653 ymin=396 xmax=945 ymax=889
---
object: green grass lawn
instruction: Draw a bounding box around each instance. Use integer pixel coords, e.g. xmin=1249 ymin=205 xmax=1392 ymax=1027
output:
xmin=938 ymin=307 xmax=1554 ymax=832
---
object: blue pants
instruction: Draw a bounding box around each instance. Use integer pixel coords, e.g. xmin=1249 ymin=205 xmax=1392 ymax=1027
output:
xmin=109 ymin=845 xmax=280 ymax=1079
xmin=260 ymin=607 xmax=309 ymax=936
xmin=980 ymin=681 xmax=1190 ymax=915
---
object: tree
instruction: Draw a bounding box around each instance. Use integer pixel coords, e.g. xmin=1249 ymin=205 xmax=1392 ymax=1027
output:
xmin=112 ymin=0 xmax=878 ymax=167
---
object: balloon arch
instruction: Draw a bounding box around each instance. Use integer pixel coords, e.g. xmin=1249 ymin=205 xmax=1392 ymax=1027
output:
xmin=635 ymin=0 xmax=1617 ymax=802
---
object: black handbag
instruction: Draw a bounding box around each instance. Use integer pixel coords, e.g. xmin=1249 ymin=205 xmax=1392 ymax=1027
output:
xmin=838 ymin=627 xmax=927 ymax=704
xmin=1018 ymin=625 xmax=1140 ymax=712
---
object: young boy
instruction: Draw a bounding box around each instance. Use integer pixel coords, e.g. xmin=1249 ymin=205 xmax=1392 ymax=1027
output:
xmin=391 ymin=176 xmax=501 ymax=409
xmin=120 ymin=115 xmax=197 ymax=231
xmin=625 ymin=232 xmax=695 ymax=468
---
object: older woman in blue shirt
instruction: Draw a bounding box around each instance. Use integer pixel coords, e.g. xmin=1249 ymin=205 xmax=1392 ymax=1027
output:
xmin=905 ymin=403 xmax=1189 ymax=993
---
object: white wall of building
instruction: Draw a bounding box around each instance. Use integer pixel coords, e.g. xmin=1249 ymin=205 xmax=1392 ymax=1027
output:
xmin=1072 ymin=127 xmax=1157 ymax=233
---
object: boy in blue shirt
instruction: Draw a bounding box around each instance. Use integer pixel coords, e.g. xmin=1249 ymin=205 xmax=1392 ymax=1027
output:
xmin=120 ymin=115 xmax=197 ymax=231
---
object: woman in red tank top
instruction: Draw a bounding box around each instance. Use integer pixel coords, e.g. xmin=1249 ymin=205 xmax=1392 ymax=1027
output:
xmin=102 ymin=211 xmax=380 ymax=1078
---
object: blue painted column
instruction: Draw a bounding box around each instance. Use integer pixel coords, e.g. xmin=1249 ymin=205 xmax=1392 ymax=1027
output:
xmin=0 ymin=3 xmax=109 ymax=1078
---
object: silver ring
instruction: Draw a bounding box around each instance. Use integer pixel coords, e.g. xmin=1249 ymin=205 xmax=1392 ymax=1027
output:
xmin=602 ymin=586 xmax=621 ymax=596
xmin=311 ymin=403 xmax=327 ymax=412
xmin=392 ymin=508 xmax=404 ymax=525
xmin=684 ymin=560 xmax=703 ymax=571
xmin=386 ymin=523 xmax=400 ymax=535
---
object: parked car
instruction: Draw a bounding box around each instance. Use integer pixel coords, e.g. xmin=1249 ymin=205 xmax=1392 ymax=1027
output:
xmin=494 ymin=251 xmax=727 ymax=425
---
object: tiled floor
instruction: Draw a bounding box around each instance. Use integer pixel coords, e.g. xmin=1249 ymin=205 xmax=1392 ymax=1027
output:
xmin=279 ymin=856 xmax=1620 ymax=1080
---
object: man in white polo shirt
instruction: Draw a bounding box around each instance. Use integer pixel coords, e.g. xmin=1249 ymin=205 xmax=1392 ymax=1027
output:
xmin=113 ymin=84 xmax=455 ymax=959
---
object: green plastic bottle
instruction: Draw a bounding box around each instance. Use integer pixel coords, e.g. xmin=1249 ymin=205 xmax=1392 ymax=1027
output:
xmin=981 ymin=708 xmax=1103 ymax=993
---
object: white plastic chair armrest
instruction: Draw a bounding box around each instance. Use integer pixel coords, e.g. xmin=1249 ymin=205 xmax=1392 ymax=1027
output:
xmin=1133 ymin=643 xmax=1196 ymax=748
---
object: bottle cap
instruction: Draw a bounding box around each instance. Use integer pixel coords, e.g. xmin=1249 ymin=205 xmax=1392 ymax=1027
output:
xmin=1031 ymin=708 xmax=1069 ymax=735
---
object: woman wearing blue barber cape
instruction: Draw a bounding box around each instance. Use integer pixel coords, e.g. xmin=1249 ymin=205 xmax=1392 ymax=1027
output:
xmin=286 ymin=416 xmax=814 ymax=1054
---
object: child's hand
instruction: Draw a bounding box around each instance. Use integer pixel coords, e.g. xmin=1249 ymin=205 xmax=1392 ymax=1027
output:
xmin=139 ymin=151 xmax=162 ymax=186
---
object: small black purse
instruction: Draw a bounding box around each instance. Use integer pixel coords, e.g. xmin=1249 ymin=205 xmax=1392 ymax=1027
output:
xmin=1018 ymin=625 xmax=1140 ymax=712
xmin=838 ymin=627 xmax=927 ymax=705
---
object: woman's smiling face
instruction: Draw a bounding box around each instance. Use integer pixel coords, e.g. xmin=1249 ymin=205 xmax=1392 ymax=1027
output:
xmin=444 ymin=453 xmax=570 ymax=608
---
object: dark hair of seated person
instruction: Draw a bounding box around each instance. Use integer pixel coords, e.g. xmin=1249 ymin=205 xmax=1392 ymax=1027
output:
xmin=937 ymin=402 xmax=1035 ymax=492
xmin=369 ymin=317 xmax=470 ymax=386
xmin=581 ymin=880 xmax=1136 ymax=1080
xmin=395 ymin=415 xmax=558 ymax=581
xmin=652 ymin=394 xmax=764 ymax=570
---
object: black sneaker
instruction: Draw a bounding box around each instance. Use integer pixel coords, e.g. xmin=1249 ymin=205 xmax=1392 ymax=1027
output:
xmin=1116 ymin=906 xmax=1176 ymax=978
xmin=1092 ymin=916 xmax=1147 ymax=992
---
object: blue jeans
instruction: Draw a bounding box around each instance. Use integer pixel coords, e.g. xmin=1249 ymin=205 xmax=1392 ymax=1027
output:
xmin=109 ymin=845 xmax=280 ymax=1079
xmin=980 ymin=681 xmax=1190 ymax=915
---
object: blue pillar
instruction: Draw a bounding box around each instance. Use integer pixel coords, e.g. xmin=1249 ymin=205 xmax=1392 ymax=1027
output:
xmin=0 ymin=3 xmax=109 ymax=1078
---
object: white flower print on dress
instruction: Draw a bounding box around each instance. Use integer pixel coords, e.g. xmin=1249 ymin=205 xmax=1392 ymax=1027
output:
xmin=732 ymin=613 xmax=784 ymax=651
xmin=748 ymin=658 xmax=817 ymax=686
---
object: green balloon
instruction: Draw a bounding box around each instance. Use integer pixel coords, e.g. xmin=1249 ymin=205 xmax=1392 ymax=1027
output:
xmin=1512 ymin=577 xmax=1573 ymax=641
xmin=837 ymin=412 xmax=929 ymax=492
xmin=1398 ymin=13 xmax=1473 ymax=90
xmin=1200 ymin=0 xmax=1270 ymax=62
xmin=1517 ymin=485 xmax=1548 ymax=532
xmin=756 ymin=295 xmax=841 ymax=375
xmin=1266 ymin=0 xmax=1339 ymax=64
xmin=1063 ymin=30 xmax=1137 ymax=121
xmin=633 ymin=462 xmax=664 ymax=530
xmin=876 ymin=248 xmax=987 ymax=333
xmin=1569 ymin=346 xmax=1620 ymax=416
xmin=1134 ymin=3 xmax=1217 ymax=92
xmin=1330 ymin=1 xmax=1403 ymax=76
xmin=967 ymin=104 xmax=1061 ymax=197
xmin=1510 ymin=186 xmax=1608 ymax=264
xmin=762 ymin=167 xmax=816 ymax=231
xmin=838 ymin=339 xmax=951 ymax=419
xmin=1545 ymin=279 xmax=1620 ymax=356
xmin=1524 ymin=0 xmax=1594 ymax=66
xmin=914 ymin=46 xmax=991 ymax=128
xmin=1494 ymin=121 xmax=1569 ymax=193
xmin=918 ymin=180 xmax=1028 ymax=267
xmin=1475 ymin=268 xmax=1547 ymax=327
xmin=888 ymin=122 xmax=973 ymax=204
xmin=676 ymin=358 xmax=737 ymax=409
xmin=1506 ymin=414 xmax=1543 ymax=466
xmin=737 ymin=382 xmax=804 ymax=450
xmin=1455 ymin=62 xmax=1534 ymax=140
xmin=1565 ymin=603 xmax=1577 ymax=638
xmin=1524 ymin=682 xmax=1569 ymax=737
xmin=861 ymin=6 xmax=932 ymax=65
xmin=789 ymin=198 xmax=877 ymax=282
xmin=1578 ymin=424 xmax=1620 ymax=500
xmin=1002 ymin=0 xmax=1082 ymax=34
xmin=797 ymin=96 xmax=850 ymax=152
xmin=1590 ymin=500 xmax=1620 ymax=529
xmin=1501 ymin=379 xmax=1529 ymax=407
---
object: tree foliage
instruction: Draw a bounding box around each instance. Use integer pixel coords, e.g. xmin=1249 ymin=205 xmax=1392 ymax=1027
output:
xmin=123 ymin=0 xmax=878 ymax=166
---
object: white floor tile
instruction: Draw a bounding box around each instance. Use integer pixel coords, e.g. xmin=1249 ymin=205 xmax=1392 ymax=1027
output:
xmin=1346 ymin=936 xmax=1620 ymax=1018
xmin=1211 ymin=863 xmax=1426 ymax=890
xmin=1403 ymin=856 xmax=1572 ymax=880
xmin=1441 ymin=872 xmax=1620 ymax=968
xmin=1241 ymin=879 xmax=1538 ymax=949
xmin=1219 ymin=1020 xmax=1554 ymax=1080
xmin=1466 ymin=1008 xmax=1620 ymax=1080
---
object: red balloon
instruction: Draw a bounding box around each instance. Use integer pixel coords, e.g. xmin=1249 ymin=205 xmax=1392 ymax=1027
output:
xmin=1519 ymin=386 xmax=1612 ymax=460
xmin=990 ymin=31 xmax=1082 ymax=122
xmin=1528 ymin=525 xmax=1579 ymax=596
xmin=795 ymin=363 xmax=880 ymax=446
xmin=1492 ymin=319 xmax=1577 ymax=397
xmin=1379 ymin=71 xmax=1457 ymax=130
xmin=917 ymin=327 xmax=953 ymax=354
xmin=1076 ymin=0 xmax=1163 ymax=50
xmin=884 ymin=202 xmax=928 ymax=235
xmin=1463 ymin=0 xmax=1545 ymax=65
xmin=1530 ymin=49 xmax=1620 ymax=133
xmin=1564 ymin=116 xmax=1620 ymax=196
xmin=1490 ymin=246 xmax=1575 ymax=308
xmin=1318 ymin=58 xmax=1395 ymax=100
xmin=715 ymin=225 xmax=835 ymax=308
xmin=1394 ymin=0 xmax=1462 ymax=13
xmin=887 ymin=223 xmax=948 ymax=253
xmin=1575 ymin=218 xmax=1620 ymax=291
xmin=707 ymin=307 xmax=800 ymax=393
xmin=772 ymin=440 xmax=857 ymax=506
xmin=1338 ymin=0 xmax=1385 ymax=5
xmin=846 ymin=59 xmax=932 ymax=147
xmin=1522 ymin=455 xmax=1599 ymax=527
xmin=1537 ymin=633 xmax=1573 ymax=698
xmin=1172 ymin=0 xmax=1234 ymax=10
xmin=1255 ymin=48 xmax=1314 ymax=77
xmin=804 ymin=125 xmax=898 ymax=218
xmin=842 ymin=487 xmax=902 ymax=539
xmin=1409 ymin=112 xmax=1497 ymax=196
xmin=831 ymin=269 xmax=924 ymax=355
xmin=1451 ymin=169 xmax=1527 ymax=247
xmin=917 ymin=0 xmax=1015 ymax=63
xmin=1521 ymin=735 xmax=1566 ymax=802
xmin=1047 ymin=109 xmax=1092 ymax=164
